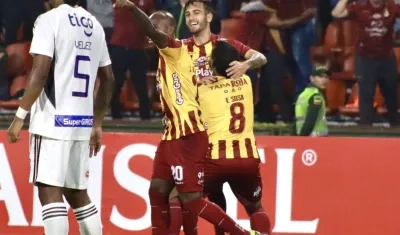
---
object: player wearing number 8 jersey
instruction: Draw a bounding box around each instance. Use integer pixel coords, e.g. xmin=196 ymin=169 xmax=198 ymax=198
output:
xmin=7 ymin=0 xmax=115 ymax=234
xmin=113 ymin=0 xmax=266 ymax=235
xmin=198 ymin=41 xmax=271 ymax=235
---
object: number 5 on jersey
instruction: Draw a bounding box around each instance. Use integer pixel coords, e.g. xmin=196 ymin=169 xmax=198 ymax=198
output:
xmin=73 ymin=55 xmax=91 ymax=97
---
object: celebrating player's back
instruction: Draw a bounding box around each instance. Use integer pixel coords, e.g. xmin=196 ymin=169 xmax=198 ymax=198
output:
xmin=7 ymin=0 xmax=114 ymax=235
xmin=198 ymin=41 xmax=271 ymax=235
xmin=199 ymin=73 xmax=257 ymax=160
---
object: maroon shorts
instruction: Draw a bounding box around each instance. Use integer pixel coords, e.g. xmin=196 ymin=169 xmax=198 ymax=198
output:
xmin=204 ymin=158 xmax=262 ymax=204
xmin=152 ymin=131 xmax=208 ymax=192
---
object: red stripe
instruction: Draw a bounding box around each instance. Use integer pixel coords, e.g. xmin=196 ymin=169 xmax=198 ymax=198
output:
xmin=174 ymin=107 xmax=183 ymax=138
xmin=159 ymin=56 xmax=176 ymax=138
xmin=207 ymin=143 xmax=213 ymax=158
xmin=188 ymin=110 xmax=200 ymax=133
xmin=232 ymin=140 xmax=240 ymax=159
xmin=245 ymin=138 xmax=254 ymax=158
xmin=183 ymin=121 xmax=191 ymax=136
xmin=218 ymin=140 xmax=226 ymax=159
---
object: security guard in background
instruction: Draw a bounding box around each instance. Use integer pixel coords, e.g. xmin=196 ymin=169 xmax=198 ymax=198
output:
xmin=295 ymin=65 xmax=329 ymax=136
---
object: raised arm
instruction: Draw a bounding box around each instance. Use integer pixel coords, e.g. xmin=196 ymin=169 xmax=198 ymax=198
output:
xmin=113 ymin=0 xmax=169 ymax=49
xmin=331 ymin=0 xmax=350 ymax=18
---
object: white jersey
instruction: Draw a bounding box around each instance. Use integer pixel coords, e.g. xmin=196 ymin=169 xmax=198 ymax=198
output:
xmin=29 ymin=4 xmax=111 ymax=140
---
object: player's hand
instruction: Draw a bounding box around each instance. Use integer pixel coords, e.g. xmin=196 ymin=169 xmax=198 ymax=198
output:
xmin=89 ymin=127 xmax=102 ymax=158
xmin=7 ymin=117 xmax=24 ymax=143
xmin=113 ymin=0 xmax=135 ymax=9
xmin=197 ymin=76 xmax=217 ymax=85
xmin=302 ymin=8 xmax=317 ymax=18
xmin=226 ymin=61 xmax=250 ymax=79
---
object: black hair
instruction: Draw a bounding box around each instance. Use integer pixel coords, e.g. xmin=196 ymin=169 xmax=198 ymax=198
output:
xmin=158 ymin=10 xmax=177 ymax=28
xmin=211 ymin=41 xmax=241 ymax=78
xmin=65 ymin=0 xmax=80 ymax=6
xmin=184 ymin=0 xmax=214 ymax=13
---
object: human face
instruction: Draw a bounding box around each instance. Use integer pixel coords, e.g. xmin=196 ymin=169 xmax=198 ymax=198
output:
xmin=185 ymin=2 xmax=212 ymax=35
xmin=311 ymin=76 xmax=329 ymax=89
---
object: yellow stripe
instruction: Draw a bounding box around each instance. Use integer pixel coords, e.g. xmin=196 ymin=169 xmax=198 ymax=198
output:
xmin=265 ymin=10 xmax=286 ymax=54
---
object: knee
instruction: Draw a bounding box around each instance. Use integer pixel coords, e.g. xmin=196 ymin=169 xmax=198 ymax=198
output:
xmin=150 ymin=178 xmax=172 ymax=192
xmin=179 ymin=192 xmax=203 ymax=204
xmin=169 ymin=187 xmax=180 ymax=201
xmin=244 ymin=201 xmax=263 ymax=215
xmin=63 ymin=188 xmax=90 ymax=209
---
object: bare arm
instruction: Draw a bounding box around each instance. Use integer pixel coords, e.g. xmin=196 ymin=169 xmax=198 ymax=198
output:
xmin=19 ymin=55 xmax=52 ymax=111
xmin=332 ymin=0 xmax=350 ymax=18
xmin=115 ymin=1 xmax=169 ymax=49
xmin=94 ymin=65 xmax=114 ymax=128
xmin=243 ymin=49 xmax=267 ymax=69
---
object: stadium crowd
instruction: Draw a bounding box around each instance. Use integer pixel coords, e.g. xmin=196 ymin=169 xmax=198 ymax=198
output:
xmin=0 ymin=0 xmax=400 ymax=126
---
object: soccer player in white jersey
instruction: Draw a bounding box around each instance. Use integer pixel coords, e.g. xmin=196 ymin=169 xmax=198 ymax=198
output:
xmin=6 ymin=0 xmax=114 ymax=234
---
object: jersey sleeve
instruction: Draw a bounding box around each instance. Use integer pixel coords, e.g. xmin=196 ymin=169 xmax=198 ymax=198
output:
xmin=30 ymin=14 xmax=55 ymax=58
xmin=226 ymin=39 xmax=251 ymax=57
xmin=99 ymin=32 xmax=111 ymax=67
xmin=157 ymin=36 xmax=183 ymax=61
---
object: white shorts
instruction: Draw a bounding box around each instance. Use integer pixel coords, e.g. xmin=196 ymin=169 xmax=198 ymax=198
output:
xmin=29 ymin=134 xmax=90 ymax=190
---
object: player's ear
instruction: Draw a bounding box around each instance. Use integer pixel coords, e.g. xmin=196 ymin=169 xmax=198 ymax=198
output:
xmin=206 ymin=12 xmax=213 ymax=23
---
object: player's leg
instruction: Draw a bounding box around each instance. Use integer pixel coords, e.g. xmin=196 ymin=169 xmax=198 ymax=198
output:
xmin=29 ymin=135 xmax=69 ymax=235
xmin=204 ymin=159 xmax=226 ymax=235
xmin=150 ymin=141 xmax=175 ymax=235
xmin=63 ymin=140 xmax=101 ymax=235
xmin=229 ymin=160 xmax=271 ymax=235
xmin=173 ymin=132 xmax=256 ymax=235
xmin=169 ymin=187 xmax=199 ymax=235
xmin=168 ymin=187 xmax=183 ymax=234
xmin=207 ymin=189 xmax=227 ymax=235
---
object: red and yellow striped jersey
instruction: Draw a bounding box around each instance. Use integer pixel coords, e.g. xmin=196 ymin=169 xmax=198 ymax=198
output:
xmin=156 ymin=35 xmax=250 ymax=140
xmin=197 ymin=75 xmax=259 ymax=160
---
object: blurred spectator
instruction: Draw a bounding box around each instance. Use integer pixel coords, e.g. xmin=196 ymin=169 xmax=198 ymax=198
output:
xmin=332 ymin=0 xmax=399 ymax=125
xmin=87 ymin=0 xmax=114 ymax=43
xmin=157 ymin=0 xmax=221 ymax=39
xmin=110 ymin=0 xmax=154 ymax=120
xmin=0 ymin=31 xmax=9 ymax=100
xmin=239 ymin=0 xmax=315 ymax=123
xmin=394 ymin=0 xmax=400 ymax=41
xmin=1 ymin=0 xmax=45 ymax=45
xmin=266 ymin=0 xmax=317 ymax=94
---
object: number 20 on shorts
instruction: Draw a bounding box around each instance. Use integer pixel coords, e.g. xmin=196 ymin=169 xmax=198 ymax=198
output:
xmin=171 ymin=165 xmax=183 ymax=182
xmin=73 ymin=55 xmax=91 ymax=98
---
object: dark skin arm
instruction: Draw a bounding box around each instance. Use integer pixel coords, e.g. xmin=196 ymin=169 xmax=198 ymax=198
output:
xmin=94 ymin=65 xmax=115 ymax=128
xmin=298 ymin=94 xmax=322 ymax=136
xmin=113 ymin=0 xmax=169 ymax=49
xmin=19 ymin=55 xmax=52 ymax=111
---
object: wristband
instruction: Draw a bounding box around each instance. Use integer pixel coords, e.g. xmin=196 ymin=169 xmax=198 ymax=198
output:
xmin=16 ymin=107 xmax=29 ymax=120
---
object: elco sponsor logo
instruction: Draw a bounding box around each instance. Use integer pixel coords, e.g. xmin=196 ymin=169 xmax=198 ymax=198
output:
xmin=0 ymin=143 xmax=318 ymax=233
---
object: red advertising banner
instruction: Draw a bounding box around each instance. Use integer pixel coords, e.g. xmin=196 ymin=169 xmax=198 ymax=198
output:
xmin=1 ymin=131 xmax=400 ymax=234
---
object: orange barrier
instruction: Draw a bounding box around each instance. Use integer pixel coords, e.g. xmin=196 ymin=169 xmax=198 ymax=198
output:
xmin=1 ymin=131 xmax=400 ymax=234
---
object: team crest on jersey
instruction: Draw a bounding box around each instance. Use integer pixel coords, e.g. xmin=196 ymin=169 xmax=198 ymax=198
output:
xmin=194 ymin=56 xmax=213 ymax=78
